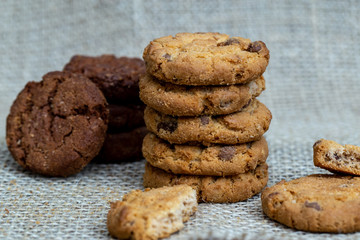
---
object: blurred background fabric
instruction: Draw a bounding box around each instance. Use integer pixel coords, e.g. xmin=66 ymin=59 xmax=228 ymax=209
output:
xmin=0 ymin=0 xmax=359 ymax=239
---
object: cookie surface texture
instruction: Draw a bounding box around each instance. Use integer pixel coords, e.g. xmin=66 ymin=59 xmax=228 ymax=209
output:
xmin=96 ymin=127 xmax=147 ymax=163
xmin=143 ymin=133 xmax=268 ymax=176
xmin=313 ymin=139 xmax=360 ymax=175
xmin=6 ymin=71 xmax=108 ymax=177
xmin=107 ymin=104 xmax=145 ymax=132
xmin=140 ymin=74 xmax=265 ymax=116
xmin=144 ymin=99 xmax=272 ymax=145
xmin=261 ymin=174 xmax=360 ymax=233
xmin=143 ymin=32 xmax=269 ymax=85
xmin=143 ymin=162 xmax=268 ymax=203
xmin=64 ymin=55 xmax=145 ymax=103
xmin=107 ymin=185 xmax=197 ymax=240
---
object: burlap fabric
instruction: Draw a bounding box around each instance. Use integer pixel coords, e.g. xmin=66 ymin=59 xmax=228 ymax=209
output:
xmin=1 ymin=0 xmax=359 ymax=239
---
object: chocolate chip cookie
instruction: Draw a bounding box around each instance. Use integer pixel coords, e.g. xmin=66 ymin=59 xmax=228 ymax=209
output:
xmin=140 ymin=74 xmax=265 ymax=116
xmin=95 ymin=127 xmax=147 ymax=163
xmin=143 ymin=32 xmax=269 ymax=86
xmin=144 ymin=99 xmax=272 ymax=145
xmin=313 ymin=139 xmax=360 ymax=176
xmin=143 ymin=133 xmax=268 ymax=176
xmin=64 ymin=55 xmax=145 ymax=103
xmin=261 ymin=174 xmax=360 ymax=233
xmin=108 ymin=104 xmax=145 ymax=133
xmin=107 ymin=185 xmax=197 ymax=240
xmin=144 ymin=162 xmax=268 ymax=203
xmin=6 ymin=71 xmax=108 ymax=177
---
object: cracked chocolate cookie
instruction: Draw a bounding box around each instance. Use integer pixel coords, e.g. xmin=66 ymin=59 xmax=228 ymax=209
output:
xmin=96 ymin=127 xmax=147 ymax=163
xmin=108 ymin=104 xmax=145 ymax=133
xmin=142 ymin=133 xmax=268 ymax=176
xmin=143 ymin=32 xmax=269 ymax=86
xmin=144 ymin=162 xmax=268 ymax=203
xmin=64 ymin=55 xmax=145 ymax=104
xmin=6 ymin=71 xmax=108 ymax=177
xmin=144 ymin=99 xmax=272 ymax=145
xmin=261 ymin=174 xmax=360 ymax=233
xmin=140 ymin=74 xmax=265 ymax=116
xmin=313 ymin=139 xmax=360 ymax=176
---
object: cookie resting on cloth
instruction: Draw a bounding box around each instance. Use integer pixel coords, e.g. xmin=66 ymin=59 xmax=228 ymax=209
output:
xmin=107 ymin=185 xmax=197 ymax=240
xmin=6 ymin=71 xmax=108 ymax=177
xmin=261 ymin=174 xmax=360 ymax=233
xmin=144 ymin=162 xmax=268 ymax=203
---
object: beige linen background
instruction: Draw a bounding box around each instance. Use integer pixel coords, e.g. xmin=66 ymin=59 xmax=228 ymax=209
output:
xmin=0 ymin=0 xmax=360 ymax=239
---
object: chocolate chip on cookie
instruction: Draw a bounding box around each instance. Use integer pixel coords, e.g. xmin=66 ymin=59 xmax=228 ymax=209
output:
xmin=6 ymin=71 xmax=108 ymax=177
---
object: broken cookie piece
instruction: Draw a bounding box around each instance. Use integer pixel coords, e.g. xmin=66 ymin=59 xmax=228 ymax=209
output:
xmin=107 ymin=185 xmax=197 ymax=240
xmin=313 ymin=139 xmax=360 ymax=175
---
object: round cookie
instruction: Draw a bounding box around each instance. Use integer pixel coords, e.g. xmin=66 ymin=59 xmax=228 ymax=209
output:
xmin=143 ymin=162 xmax=268 ymax=203
xmin=143 ymin=32 xmax=269 ymax=86
xmin=6 ymin=71 xmax=109 ymax=177
xmin=143 ymin=133 xmax=268 ymax=176
xmin=63 ymin=55 xmax=145 ymax=104
xmin=95 ymin=127 xmax=147 ymax=163
xmin=140 ymin=74 xmax=265 ymax=116
xmin=108 ymin=104 xmax=145 ymax=133
xmin=144 ymin=99 xmax=272 ymax=146
xmin=261 ymin=174 xmax=360 ymax=233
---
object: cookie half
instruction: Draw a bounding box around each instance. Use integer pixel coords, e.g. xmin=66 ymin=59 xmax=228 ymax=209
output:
xmin=313 ymin=139 xmax=360 ymax=175
xmin=64 ymin=55 xmax=145 ymax=104
xmin=140 ymin=74 xmax=265 ymax=116
xmin=6 ymin=71 xmax=108 ymax=177
xmin=107 ymin=185 xmax=197 ymax=240
xmin=144 ymin=99 xmax=272 ymax=145
xmin=95 ymin=127 xmax=147 ymax=163
xmin=261 ymin=174 xmax=360 ymax=233
xmin=143 ymin=133 xmax=268 ymax=176
xmin=144 ymin=162 xmax=268 ymax=203
xmin=143 ymin=32 xmax=269 ymax=86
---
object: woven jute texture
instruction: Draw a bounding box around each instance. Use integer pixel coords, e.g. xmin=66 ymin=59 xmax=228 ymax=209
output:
xmin=1 ymin=0 xmax=360 ymax=239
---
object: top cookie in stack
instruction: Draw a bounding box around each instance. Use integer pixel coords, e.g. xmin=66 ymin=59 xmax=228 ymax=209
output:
xmin=141 ymin=32 xmax=272 ymax=203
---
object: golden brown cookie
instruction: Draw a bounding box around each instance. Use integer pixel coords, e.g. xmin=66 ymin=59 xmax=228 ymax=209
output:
xmin=143 ymin=32 xmax=269 ymax=86
xmin=261 ymin=174 xmax=360 ymax=233
xmin=107 ymin=185 xmax=197 ymax=240
xmin=144 ymin=99 xmax=272 ymax=146
xmin=144 ymin=162 xmax=268 ymax=203
xmin=313 ymin=139 xmax=360 ymax=175
xmin=142 ymin=133 xmax=268 ymax=176
xmin=6 ymin=71 xmax=108 ymax=177
xmin=139 ymin=74 xmax=265 ymax=116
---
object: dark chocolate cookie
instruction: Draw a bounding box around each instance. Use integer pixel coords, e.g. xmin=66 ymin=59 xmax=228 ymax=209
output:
xmin=95 ymin=127 xmax=147 ymax=163
xmin=63 ymin=55 xmax=145 ymax=104
xmin=108 ymin=104 xmax=145 ymax=133
xmin=6 ymin=71 xmax=109 ymax=177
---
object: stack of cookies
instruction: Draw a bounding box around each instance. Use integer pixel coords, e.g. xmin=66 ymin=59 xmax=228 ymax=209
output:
xmin=140 ymin=32 xmax=272 ymax=203
xmin=64 ymin=55 xmax=148 ymax=163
